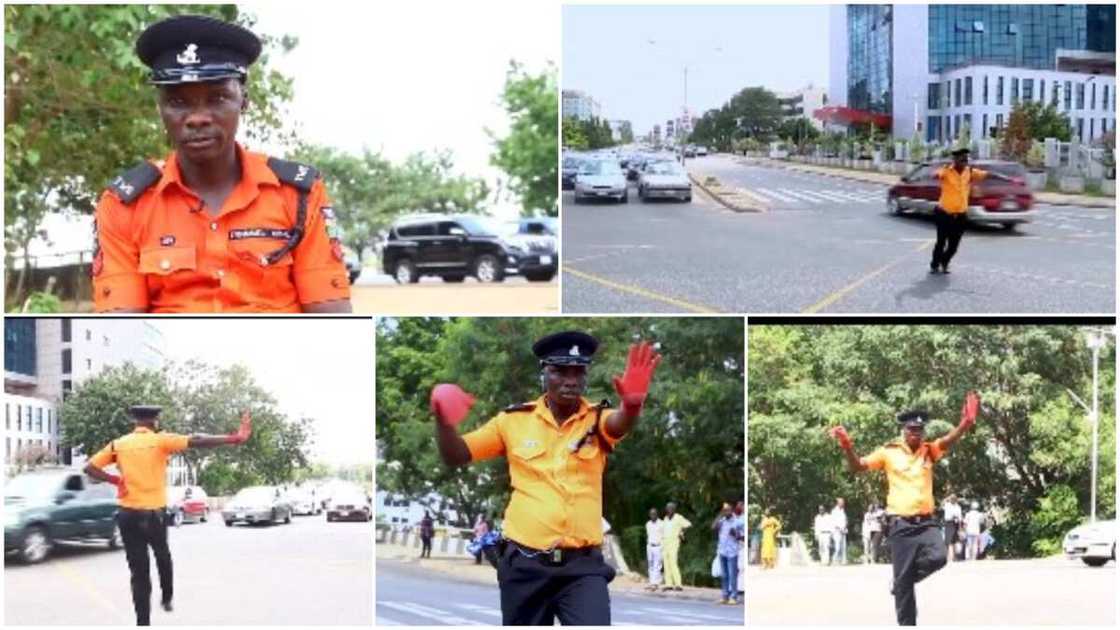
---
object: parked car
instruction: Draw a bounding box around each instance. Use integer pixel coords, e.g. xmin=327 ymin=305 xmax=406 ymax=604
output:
xmin=695 ymin=146 xmax=709 ymax=156
xmin=4 ymin=467 xmax=121 ymax=564
xmin=221 ymin=486 xmax=293 ymax=527
xmin=562 ymin=155 xmax=586 ymax=190
xmin=166 ymin=485 xmax=209 ymax=526
xmin=637 ymin=160 xmax=692 ymax=202
xmin=573 ymin=160 xmax=628 ymax=204
xmin=343 ymin=246 xmax=361 ymax=285
xmin=286 ymin=489 xmax=321 ymax=516
xmin=1064 ymin=519 xmax=1116 ymax=567
xmin=326 ymin=490 xmax=372 ymax=522
xmin=886 ymin=160 xmax=1035 ymax=228
xmin=381 ymin=214 xmax=557 ymax=284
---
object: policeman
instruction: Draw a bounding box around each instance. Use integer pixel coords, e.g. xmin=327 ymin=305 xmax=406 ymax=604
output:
xmin=92 ymin=14 xmax=351 ymax=312
xmin=83 ymin=405 xmax=253 ymax=626
xmin=929 ymin=148 xmax=1015 ymax=275
xmin=830 ymin=392 xmax=980 ymax=626
xmin=430 ymin=331 xmax=662 ymax=625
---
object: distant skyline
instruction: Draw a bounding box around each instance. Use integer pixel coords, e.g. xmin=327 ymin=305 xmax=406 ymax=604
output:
xmin=563 ymin=5 xmax=830 ymax=135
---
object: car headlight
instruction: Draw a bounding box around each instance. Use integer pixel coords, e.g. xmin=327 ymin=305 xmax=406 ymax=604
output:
xmin=503 ymin=241 xmax=527 ymax=254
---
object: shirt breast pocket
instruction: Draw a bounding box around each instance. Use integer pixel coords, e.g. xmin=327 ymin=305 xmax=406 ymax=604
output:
xmin=139 ymin=246 xmax=197 ymax=276
xmin=228 ymin=238 xmax=295 ymax=291
xmin=511 ymin=443 xmax=547 ymax=478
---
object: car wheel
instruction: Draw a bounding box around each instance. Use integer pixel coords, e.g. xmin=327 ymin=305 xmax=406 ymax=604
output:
xmin=1082 ymin=557 xmax=1109 ymax=567
xmin=173 ymin=510 xmax=184 ymax=528
xmin=393 ymin=259 xmax=419 ymax=284
xmin=683 ymin=194 xmax=692 ymax=203
xmin=270 ymin=509 xmax=277 ymax=524
xmin=473 ymin=255 xmax=504 ymax=283
xmin=638 ymin=185 xmax=646 ymax=201
xmin=20 ymin=526 xmax=51 ymax=564
xmin=443 ymin=274 xmax=466 ymax=283
xmin=200 ymin=509 xmax=208 ymax=523
xmin=108 ymin=523 xmax=123 ymax=549
xmin=224 ymin=520 xmax=234 ymax=527
xmin=620 ymin=189 xmax=629 ymax=203
xmin=1000 ymin=222 xmax=1017 ymax=231
xmin=284 ymin=510 xmax=292 ymax=524
xmin=887 ymin=195 xmax=903 ymax=215
xmin=525 ymin=271 xmax=555 ymax=282
xmin=573 ymin=192 xmax=583 ymax=205
xmin=327 ymin=513 xmax=334 ymax=523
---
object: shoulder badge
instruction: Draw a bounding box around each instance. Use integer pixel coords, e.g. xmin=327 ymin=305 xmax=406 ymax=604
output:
xmin=266 ymin=157 xmax=319 ymax=193
xmin=503 ymin=402 xmax=536 ymax=413
xmin=107 ymin=162 xmax=162 ymax=204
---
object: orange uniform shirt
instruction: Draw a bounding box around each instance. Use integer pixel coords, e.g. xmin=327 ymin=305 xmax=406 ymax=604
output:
xmin=93 ymin=144 xmax=350 ymax=312
xmin=88 ymin=427 xmax=190 ymax=510
xmin=861 ymin=439 xmax=948 ymax=516
xmin=934 ymin=165 xmax=989 ymax=214
xmin=462 ymin=396 xmax=621 ymax=549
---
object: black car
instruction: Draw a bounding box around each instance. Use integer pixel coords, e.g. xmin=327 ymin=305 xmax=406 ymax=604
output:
xmin=562 ymin=155 xmax=586 ymax=190
xmin=5 ymin=468 xmax=122 ymax=564
xmin=382 ymin=214 xmax=557 ymax=284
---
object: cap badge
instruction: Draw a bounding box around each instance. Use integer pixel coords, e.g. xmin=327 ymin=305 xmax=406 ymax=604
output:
xmin=176 ymin=43 xmax=200 ymax=65
xmin=569 ymin=345 xmax=580 ymax=356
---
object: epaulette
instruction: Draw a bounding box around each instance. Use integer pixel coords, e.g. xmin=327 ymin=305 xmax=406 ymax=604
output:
xmin=503 ymin=402 xmax=536 ymax=413
xmin=107 ymin=162 xmax=162 ymax=204
xmin=266 ymin=157 xmax=318 ymax=192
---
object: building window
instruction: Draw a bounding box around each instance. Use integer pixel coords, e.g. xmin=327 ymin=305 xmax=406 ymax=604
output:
xmin=1022 ymin=78 xmax=1033 ymax=103
xmin=1103 ymin=119 xmax=1109 ymax=135
xmin=1090 ymin=119 xmax=1095 ymax=140
xmin=982 ymin=113 xmax=989 ymax=138
xmin=954 ymin=79 xmax=962 ymax=107
xmin=5 ymin=403 xmax=9 ymax=429
xmin=964 ymin=77 xmax=972 ymax=105
xmin=16 ymin=405 xmax=22 ymax=431
xmin=963 ymin=113 xmax=972 ymax=135
xmin=1052 ymin=81 xmax=1060 ymax=107
xmin=1076 ymin=118 xmax=1084 ymax=140
xmin=62 ymin=348 xmax=72 ymax=374
xmin=36 ymin=408 xmax=42 ymax=433
xmin=982 ymin=76 xmax=989 ymax=105
xmin=85 ymin=329 xmax=91 ymax=341
xmin=63 ymin=379 xmax=72 ymax=394
xmin=996 ymin=76 xmax=1004 ymax=106
xmin=1010 ymin=77 xmax=1019 ymax=104
xmin=1064 ymin=81 xmax=1072 ymax=110
xmin=944 ymin=81 xmax=951 ymax=109
xmin=1040 ymin=81 xmax=1046 ymax=104
xmin=103 ymin=335 xmax=110 ymax=347
xmin=996 ymin=113 xmax=1003 ymax=130
xmin=953 ymin=115 xmax=960 ymax=137
xmin=1104 ymin=86 xmax=1110 ymax=112
xmin=928 ymin=82 xmax=940 ymax=110
xmin=61 ymin=319 xmax=71 ymax=342
xmin=1090 ymin=83 xmax=1096 ymax=110
xmin=85 ymin=358 xmax=92 ymax=371
xmin=1076 ymin=83 xmax=1085 ymax=110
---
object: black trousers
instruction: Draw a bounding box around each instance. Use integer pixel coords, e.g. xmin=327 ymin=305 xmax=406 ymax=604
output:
xmin=931 ymin=208 xmax=967 ymax=269
xmin=888 ymin=516 xmax=947 ymax=626
xmin=117 ymin=509 xmax=173 ymax=626
xmin=496 ymin=541 xmax=615 ymax=625
xmin=420 ymin=535 xmax=432 ymax=558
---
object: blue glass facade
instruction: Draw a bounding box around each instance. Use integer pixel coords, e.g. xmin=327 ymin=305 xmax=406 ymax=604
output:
xmin=848 ymin=5 xmax=893 ymax=114
xmin=4 ymin=318 xmax=37 ymax=377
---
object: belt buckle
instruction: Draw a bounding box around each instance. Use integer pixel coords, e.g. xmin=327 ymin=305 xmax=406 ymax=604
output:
xmin=551 ymin=548 xmax=562 ymax=564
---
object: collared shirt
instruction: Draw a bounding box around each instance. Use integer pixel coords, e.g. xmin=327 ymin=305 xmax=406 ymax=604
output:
xmin=861 ymin=439 xmax=947 ymax=516
xmin=965 ymin=509 xmax=984 ymax=535
xmin=662 ymin=513 xmax=692 ymax=548
xmin=93 ymin=144 xmax=350 ymax=312
xmin=717 ymin=515 xmax=742 ymax=557
xmin=461 ymin=395 xmax=620 ymax=549
xmin=830 ymin=506 xmax=847 ymax=532
xmin=814 ymin=513 xmax=832 ymax=535
xmin=934 ymin=165 xmax=990 ymax=214
xmin=863 ymin=509 xmax=882 ymax=534
xmin=645 ymin=519 xmax=663 ymax=546
xmin=943 ymin=501 xmax=963 ymax=523
xmin=88 ymin=426 xmax=189 ymax=510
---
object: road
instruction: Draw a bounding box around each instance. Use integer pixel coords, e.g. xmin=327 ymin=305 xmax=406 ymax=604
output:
xmin=562 ymin=154 xmax=1115 ymax=313
xmin=746 ymin=557 xmax=1117 ymax=625
xmin=5 ymin=513 xmax=372 ymax=625
xmin=351 ymin=273 xmax=558 ymax=314
xmin=376 ymin=558 xmax=743 ymax=626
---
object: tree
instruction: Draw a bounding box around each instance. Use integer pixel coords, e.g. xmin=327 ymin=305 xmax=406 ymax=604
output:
xmin=489 ymin=61 xmax=558 ymax=218
xmin=562 ymin=116 xmax=589 ymax=151
xmin=1002 ymin=105 xmax=1032 ymax=162
xmin=1013 ymin=101 xmax=1072 ymax=142
xmin=776 ymin=118 xmax=821 ymax=153
xmin=4 ymin=5 xmax=297 ymax=302
xmin=59 ymin=363 xmax=175 ymax=457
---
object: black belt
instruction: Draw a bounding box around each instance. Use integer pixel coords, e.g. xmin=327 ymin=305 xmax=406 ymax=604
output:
xmin=505 ymin=538 xmax=599 ymax=566
xmin=119 ymin=507 xmax=167 ymax=514
xmin=889 ymin=513 xmax=935 ymax=525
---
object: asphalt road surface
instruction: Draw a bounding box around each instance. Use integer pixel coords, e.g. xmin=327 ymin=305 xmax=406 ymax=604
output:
xmin=562 ymin=154 xmax=1115 ymax=314
xmin=376 ymin=558 xmax=743 ymax=626
xmin=746 ymin=557 xmax=1117 ymax=625
xmin=351 ymin=273 xmax=558 ymax=314
xmin=5 ymin=513 xmax=372 ymax=625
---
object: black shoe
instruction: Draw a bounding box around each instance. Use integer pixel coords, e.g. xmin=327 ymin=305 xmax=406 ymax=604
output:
xmin=889 ymin=579 xmax=895 ymax=596
xmin=161 ymin=600 xmax=173 ymax=612
xmin=941 ymin=264 xmax=950 ymax=274
xmin=929 ymin=261 xmax=941 ymax=274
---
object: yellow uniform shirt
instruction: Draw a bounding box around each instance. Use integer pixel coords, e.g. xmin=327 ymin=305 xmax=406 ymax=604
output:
xmin=89 ymin=426 xmax=189 ymax=509
xmin=662 ymin=513 xmax=692 ymax=550
xmin=861 ymin=439 xmax=946 ymax=516
xmin=934 ymin=166 xmax=989 ymax=214
xmin=462 ymin=396 xmax=621 ymax=549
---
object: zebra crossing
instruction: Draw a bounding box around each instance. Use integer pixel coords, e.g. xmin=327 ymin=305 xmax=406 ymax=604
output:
xmin=731 ymin=185 xmax=886 ymax=207
xmin=376 ymin=599 xmax=743 ymax=626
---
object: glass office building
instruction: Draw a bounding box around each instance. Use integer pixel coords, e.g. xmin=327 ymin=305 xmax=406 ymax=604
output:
xmin=848 ymin=5 xmax=894 ymax=115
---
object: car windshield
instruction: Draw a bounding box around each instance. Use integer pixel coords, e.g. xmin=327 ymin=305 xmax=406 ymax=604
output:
xmin=646 ymin=161 xmax=683 ymax=175
xmin=563 ymin=157 xmax=584 ymax=169
xmin=4 ymin=473 xmax=62 ymax=499
xmin=456 ymin=216 xmax=503 ymax=236
xmin=232 ymin=487 xmax=275 ymax=503
xmin=981 ymin=163 xmax=1027 ymax=178
xmin=584 ymin=161 xmax=623 ymax=176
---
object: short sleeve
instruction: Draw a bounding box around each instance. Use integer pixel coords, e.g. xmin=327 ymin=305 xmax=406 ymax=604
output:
xmin=88 ymin=442 xmax=116 ymax=469
xmin=596 ymin=407 xmax=624 ymax=448
xmin=462 ymin=414 xmax=506 ymax=462
xmin=861 ymin=447 xmax=887 ymax=470
xmin=160 ymin=433 xmax=190 ymax=454
xmin=292 ymin=180 xmax=351 ymax=306
xmin=92 ymin=191 xmax=150 ymax=312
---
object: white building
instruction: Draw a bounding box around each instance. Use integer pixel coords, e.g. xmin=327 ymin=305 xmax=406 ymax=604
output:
xmin=562 ymin=90 xmax=601 ymax=122
xmin=779 ymin=84 xmax=829 ymax=130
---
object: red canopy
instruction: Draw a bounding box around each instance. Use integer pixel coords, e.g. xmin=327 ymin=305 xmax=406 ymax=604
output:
xmin=813 ymin=106 xmax=891 ymax=130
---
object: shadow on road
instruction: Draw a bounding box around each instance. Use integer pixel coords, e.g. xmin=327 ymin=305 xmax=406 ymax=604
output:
xmin=893 ymin=273 xmax=981 ymax=307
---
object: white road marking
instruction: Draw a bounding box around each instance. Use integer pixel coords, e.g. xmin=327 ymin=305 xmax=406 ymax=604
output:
xmin=378 ymin=601 xmax=486 ymax=625
xmin=779 ymin=189 xmax=825 ymax=204
xmin=634 ymin=605 xmax=742 ymax=621
xmin=755 ymin=188 xmax=799 ymax=203
xmin=375 ymin=616 xmax=404 ymax=625
xmin=453 ymin=603 xmax=502 ymax=618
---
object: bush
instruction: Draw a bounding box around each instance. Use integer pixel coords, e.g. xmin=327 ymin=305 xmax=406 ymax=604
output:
xmin=1029 ymin=484 xmax=1082 ymax=557
xmin=22 ymin=291 xmax=61 ymax=313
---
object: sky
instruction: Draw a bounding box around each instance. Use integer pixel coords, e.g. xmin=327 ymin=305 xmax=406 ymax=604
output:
xmin=562 ymin=4 xmax=830 ymax=135
xmin=153 ymin=319 xmax=373 ymax=467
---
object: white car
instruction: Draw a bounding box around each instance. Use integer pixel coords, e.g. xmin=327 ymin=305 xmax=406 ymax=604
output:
xmin=573 ymin=160 xmax=628 ymax=204
xmin=286 ymin=489 xmax=321 ymax=516
xmin=1063 ymin=519 xmax=1116 ymax=567
xmin=637 ymin=160 xmax=692 ymax=202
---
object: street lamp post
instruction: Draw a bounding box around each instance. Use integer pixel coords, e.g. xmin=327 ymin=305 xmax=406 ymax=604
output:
xmin=1086 ymin=329 xmax=1105 ymax=523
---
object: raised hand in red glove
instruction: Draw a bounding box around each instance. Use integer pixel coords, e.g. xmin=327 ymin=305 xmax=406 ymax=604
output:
xmin=829 ymin=426 xmax=853 ymax=450
xmin=226 ymin=410 xmax=252 ymax=444
xmin=431 ymin=384 xmax=476 ymax=427
xmin=958 ymin=391 xmax=980 ymax=431
xmin=612 ymin=341 xmax=662 ymax=416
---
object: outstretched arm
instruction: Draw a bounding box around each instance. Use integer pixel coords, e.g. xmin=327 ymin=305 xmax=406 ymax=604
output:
xmin=830 ymin=426 xmax=868 ymax=474
xmin=938 ymin=391 xmax=979 ymax=451
xmin=188 ymin=411 xmax=252 ymax=449
xmin=431 ymin=384 xmax=475 ymax=467
xmin=604 ymin=341 xmax=662 ymax=439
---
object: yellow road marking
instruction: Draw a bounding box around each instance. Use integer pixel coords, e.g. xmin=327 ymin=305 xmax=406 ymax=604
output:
xmin=802 ymin=239 xmax=935 ymax=313
xmin=563 ymin=267 xmax=722 ymax=313
xmin=54 ymin=559 xmax=128 ymax=621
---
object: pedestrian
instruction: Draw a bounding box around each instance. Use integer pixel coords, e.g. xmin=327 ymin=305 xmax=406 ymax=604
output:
xmin=662 ymin=501 xmax=692 ymax=591
xmin=712 ymin=502 xmax=741 ymax=604
xmin=92 ymin=14 xmax=351 ymax=313
xmin=830 ymin=391 xmax=980 ymax=626
xmin=430 ymin=331 xmax=661 ymax=625
xmin=863 ymin=503 xmax=883 ymax=564
xmin=473 ymin=514 xmax=490 ymax=565
xmin=831 ymin=497 xmax=848 ymax=565
xmin=644 ymin=507 xmax=663 ymax=591
xmin=82 ymin=405 xmax=252 ymax=626
xmin=964 ymin=501 xmax=984 ymax=560
xmin=928 ymin=148 xmax=1017 ymax=274
xmin=418 ymin=511 xmax=434 ymax=559
xmin=941 ymin=494 xmax=962 ymax=562
xmin=734 ymin=501 xmax=745 ymax=603
xmin=759 ymin=508 xmax=781 ymax=570
xmin=813 ymin=505 xmax=832 ymax=566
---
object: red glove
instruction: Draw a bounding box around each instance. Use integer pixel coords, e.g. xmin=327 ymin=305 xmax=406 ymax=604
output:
xmin=431 ymin=384 xmax=476 ymax=427
xmin=829 ymin=426 xmax=853 ymax=450
xmin=958 ymin=391 xmax=980 ymax=431
xmin=226 ymin=410 xmax=252 ymax=444
xmin=105 ymin=474 xmax=127 ymax=498
xmin=612 ymin=341 xmax=662 ymax=416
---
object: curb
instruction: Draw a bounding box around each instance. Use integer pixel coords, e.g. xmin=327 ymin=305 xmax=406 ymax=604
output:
xmin=687 ymin=172 xmax=766 ymax=213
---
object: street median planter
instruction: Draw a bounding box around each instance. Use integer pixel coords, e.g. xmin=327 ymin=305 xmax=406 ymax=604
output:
xmin=1025 ymin=171 xmax=1047 ymax=191
xmin=687 ymin=172 xmax=766 ymax=213
xmin=1059 ymin=175 xmax=1085 ymax=194
xmin=1102 ymin=180 xmax=1115 ymax=196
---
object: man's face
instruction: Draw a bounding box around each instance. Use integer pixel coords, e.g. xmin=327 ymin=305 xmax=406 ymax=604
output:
xmin=649 ymin=509 xmax=658 ymax=521
xmin=903 ymin=425 xmax=924 ymax=449
xmin=721 ymin=504 xmax=732 ymax=517
xmin=952 ymin=153 xmax=968 ymax=169
xmin=158 ymin=79 xmax=244 ymax=164
xmin=836 ymin=498 xmax=844 ymax=509
xmin=543 ymin=364 xmax=587 ymax=406
xmin=666 ymin=503 xmax=676 ymax=516
xmin=735 ymin=501 xmax=744 ymax=515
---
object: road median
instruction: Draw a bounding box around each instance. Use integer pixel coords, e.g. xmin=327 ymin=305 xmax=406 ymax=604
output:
xmin=686 ymin=171 xmax=767 ymax=213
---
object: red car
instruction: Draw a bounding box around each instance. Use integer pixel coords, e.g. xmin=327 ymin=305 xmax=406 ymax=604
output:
xmin=167 ymin=485 xmax=210 ymax=526
xmin=887 ymin=159 xmax=1035 ymax=229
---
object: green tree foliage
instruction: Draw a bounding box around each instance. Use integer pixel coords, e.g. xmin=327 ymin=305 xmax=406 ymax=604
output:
xmin=690 ymin=87 xmax=784 ymax=150
xmin=748 ymin=325 xmax=1116 ymax=558
xmin=1013 ymin=100 xmax=1073 ymax=142
xmin=489 ymin=62 xmax=558 ymax=218
xmin=562 ymin=116 xmax=615 ymax=151
xmin=776 ymin=118 xmax=821 ymax=147
xmin=377 ymin=317 xmax=744 ymax=586
xmin=59 ymin=363 xmax=175 ymax=457
xmin=1002 ymin=106 xmax=1033 ymax=162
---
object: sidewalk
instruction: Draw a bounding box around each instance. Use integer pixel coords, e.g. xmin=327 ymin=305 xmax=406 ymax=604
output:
xmin=748 ymin=156 xmax=1116 ymax=209
xmin=376 ymin=543 xmax=731 ymax=603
